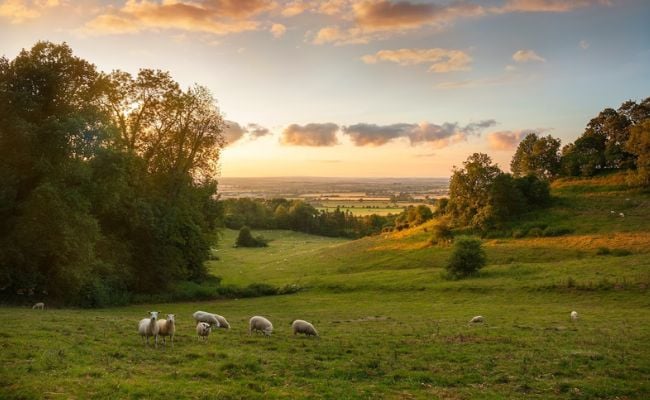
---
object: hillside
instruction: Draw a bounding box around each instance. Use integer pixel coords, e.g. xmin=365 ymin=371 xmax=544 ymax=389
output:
xmin=1 ymin=174 xmax=649 ymax=399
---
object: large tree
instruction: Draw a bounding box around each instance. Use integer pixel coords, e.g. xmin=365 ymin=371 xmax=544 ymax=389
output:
xmin=626 ymin=119 xmax=650 ymax=186
xmin=510 ymin=133 xmax=561 ymax=179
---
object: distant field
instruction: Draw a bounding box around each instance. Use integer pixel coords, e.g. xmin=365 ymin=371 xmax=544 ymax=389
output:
xmin=1 ymin=174 xmax=649 ymax=399
xmin=312 ymin=200 xmax=430 ymax=216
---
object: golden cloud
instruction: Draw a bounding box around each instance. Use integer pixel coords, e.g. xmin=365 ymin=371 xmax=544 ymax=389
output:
xmin=0 ymin=0 xmax=60 ymax=23
xmin=362 ymin=48 xmax=472 ymax=73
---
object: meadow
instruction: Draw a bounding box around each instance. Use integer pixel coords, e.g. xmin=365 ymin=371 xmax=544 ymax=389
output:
xmin=1 ymin=176 xmax=649 ymax=399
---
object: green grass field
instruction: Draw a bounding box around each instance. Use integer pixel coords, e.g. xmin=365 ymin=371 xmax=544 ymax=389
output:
xmin=1 ymin=175 xmax=649 ymax=399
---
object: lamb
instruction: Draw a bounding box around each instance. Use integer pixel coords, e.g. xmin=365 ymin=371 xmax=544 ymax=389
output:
xmin=32 ymin=302 xmax=45 ymax=310
xmin=192 ymin=311 xmax=221 ymax=328
xmin=156 ymin=314 xmax=176 ymax=347
xmin=291 ymin=319 xmax=318 ymax=337
xmin=138 ymin=311 xmax=160 ymax=347
xmin=196 ymin=322 xmax=211 ymax=341
xmin=249 ymin=316 xmax=273 ymax=336
xmin=469 ymin=315 xmax=484 ymax=323
xmin=570 ymin=311 xmax=579 ymax=321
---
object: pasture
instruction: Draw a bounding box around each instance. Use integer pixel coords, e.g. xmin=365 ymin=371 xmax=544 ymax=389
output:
xmin=1 ymin=176 xmax=650 ymax=399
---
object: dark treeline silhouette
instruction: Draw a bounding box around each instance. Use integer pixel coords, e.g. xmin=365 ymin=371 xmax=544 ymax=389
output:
xmin=0 ymin=42 xmax=224 ymax=306
xmin=222 ymin=198 xmax=434 ymax=238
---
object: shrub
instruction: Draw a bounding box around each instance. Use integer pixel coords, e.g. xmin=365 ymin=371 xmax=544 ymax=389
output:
xmin=445 ymin=236 xmax=486 ymax=278
xmin=512 ymin=229 xmax=527 ymax=239
xmin=235 ymin=226 xmax=269 ymax=248
xmin=430 ymin=223 xmax=453 ymax=245
xmin=542 ymin=226 xmax=573 ymax=237
xmin=528 ymin=227 xmax=544 ymax=237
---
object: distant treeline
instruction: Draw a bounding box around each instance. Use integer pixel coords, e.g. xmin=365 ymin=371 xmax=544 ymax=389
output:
xmin=0 ymin=42 xmax=224 ymax=306
xmin=222 ymin=198 xmax=434 ymax=238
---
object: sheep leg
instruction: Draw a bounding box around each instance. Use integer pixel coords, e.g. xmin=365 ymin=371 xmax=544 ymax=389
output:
xmin=154 ymin=335 xmax=158 ymax=348
xmin=171 ymin=335 xmax=174 ymax=348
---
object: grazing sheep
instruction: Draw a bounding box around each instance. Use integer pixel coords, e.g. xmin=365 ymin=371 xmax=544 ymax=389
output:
xmin=192 ymin=311 xmax=221 ymax=328
xmin=610 ymin=210 xmax=616 ymax=214
xmin=138 ymin=311 xmax=160 ymax=347
xmin=469 ymin=316 xmax=484 ymax=323
xmin=570 ymin=311 xmax=579 ymax=321
xmin=291 ymin=320 xmax=318 ymax=337
xmin=214 ymin=314 xmax=230 ymax=329
xmin=619 ymin=212 xmax=625 ymax=218
xmin=32 ymin=302 xmax=45 ymax=310
xmin=196 ymin=322 xmax=211 ymax=341
xmin=157 ymin=314 xmax=176 ymax=347
xmin=249 ymin=316 xmax=273 ymax=336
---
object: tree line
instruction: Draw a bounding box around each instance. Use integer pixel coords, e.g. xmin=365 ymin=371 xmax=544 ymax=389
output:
xmin=0 ymin=42 xmax=224 ymax=306
xmin=443 ymin=97 xmax=649 ymax=232
xmin=222 ymin=198 xmax=434 ymax=238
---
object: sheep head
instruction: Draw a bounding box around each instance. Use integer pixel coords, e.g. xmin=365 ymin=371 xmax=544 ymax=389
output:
xmin=149 ymin=311 xmax=159 ymax=321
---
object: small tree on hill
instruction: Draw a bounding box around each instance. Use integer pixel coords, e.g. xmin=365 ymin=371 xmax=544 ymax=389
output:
xmin=235 ymin=226 xmax=268 ymax=248
xmin=446 ymin=236 xmax=486 ymax=278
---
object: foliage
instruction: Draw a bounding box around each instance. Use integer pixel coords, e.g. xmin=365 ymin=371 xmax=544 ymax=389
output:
xmin=511 ymin=133 xmax=562 ymax=179
xmin=0 ymin=42 xmax=223 ymax=305
xmin=430 ymin=222 xmax=453 ymax=245
xmin=235 ymin=226 xmax=269 ymax=248
xmin=445 ymin=236 xmax=486 ymax=278
xmin=561 ymin=98 xmax=649 ymax=176
xmin=625 ymin=119 xmax=650 ymax=187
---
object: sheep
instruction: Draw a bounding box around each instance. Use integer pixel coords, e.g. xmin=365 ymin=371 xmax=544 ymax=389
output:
xmin=570 ymin=311 xmax=579 ymax=321
xmin=156 ymin=314 xmax=176 ymax=347
xmin=138 ymin=311 xmax=160 ymax=347
xmin=192 ymin=311 xmax=221 ymax=329
xmin=214 ymin=314 xmax=230 ymax=329
xmin=469 ymin=315 xmax=484 ymax=323
xmin=196 ymin=322 xmax=211 ymax=341
xmin=249 ymin=316 xmax=273 ymax=336
xmin=619 ymin=212 xmax=625 ymax=218
xmin=291 ymin=319 xmax=318 ymax=337
xmin=32 ymin=302 xmax=45 ymax=310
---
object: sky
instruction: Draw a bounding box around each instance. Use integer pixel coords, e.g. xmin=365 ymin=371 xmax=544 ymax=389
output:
xmin=1 ymin=0 xmax=649 ymax=177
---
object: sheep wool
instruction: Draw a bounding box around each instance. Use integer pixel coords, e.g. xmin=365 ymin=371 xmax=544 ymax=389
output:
xmin=157 ymin=314 xmax=176 ymax=347
xmin=570 ymin=311 xmax=579 ymax=321
xmin=196 ymin=322 xmax=211 ymax=340
xmin=292 ymin=320 xmax=318 ymax=336
xmin=469 ymin=316 xmax=484 ymax=323
xmin=32 ymin=302 xmax=45 ymax=310
xmin=249 ymin=316 xmax=273 ymax=336
xmin=138 ymin=311 xmax=160 ymax=347
xmin=193 ymin=311 xmax=221 ymax=328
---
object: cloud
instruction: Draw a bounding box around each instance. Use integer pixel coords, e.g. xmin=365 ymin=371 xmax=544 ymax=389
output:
xmin=270 ymin=23 xmax=287 ymax=37
xmin=487 ymin=129 xmax=547 ymax=150
xmin=494 ymin=0 xmax=610 ymax=14
xmin=0 ymin=0 xmax=60 ymax=23
xmin=282 ymin=0 xmax=309 ymax=17
xmin=512 ymin=49 xmax=546 ymax=63
xmin=435 ymin=73 xmax=520 ymax=89
xmin=82 ymin=0 xmax=274 ymax=36
xmin=362 ymin=48 xmax=472 ymax=73
xmin=223 ymin=121 xmax=271 ymax=145
xmin=579 ymin=39 xmax=590 ymax=49
xmin=317 ymin=0 xmax=348 ymax=15
xmin=343 ymin=120 xmax=496 ymax=147
xmin=281 ymin=123 xmax=340 ymax=146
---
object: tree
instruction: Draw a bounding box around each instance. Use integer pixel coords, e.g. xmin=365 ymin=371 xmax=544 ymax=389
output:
xmin=510 ymin=133 xmax=561 ymax=179
xmin=235 ymin=226 xmax=268 ymax=248
xmin=446 ymin=236 xmax=486 ymax=278
xmin=448 ymin=153 xmax=501 ymax=228
xmin=626 ymin=119 xmax=650 ymax=186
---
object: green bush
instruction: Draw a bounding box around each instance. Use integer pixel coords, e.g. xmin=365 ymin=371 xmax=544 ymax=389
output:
xmin=445 ymin=236 xmax=486 ymax=278
xmin=528 ymin=227 xmax=544 ymax=237
xmin=235 ymin=226 xmax=269 ymax=248
xmin=512 ymin=229 xmax=527 ymax=239
xmin=542 ymin=226 xmax=573 ymax=237
xmin=430 ymin=223 xmax=453 ymax=245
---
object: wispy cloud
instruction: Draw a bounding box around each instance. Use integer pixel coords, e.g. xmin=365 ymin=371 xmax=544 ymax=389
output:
xmin=281 ymin=123 xmax=340 ymax=146
xmin=82 ymin=0 xmax=274 ymax=36
xmin=512 ymin=49 xmax=546 ymax=63
xmin=362 ymin=48 xmax=472 ymax=73
xmin=579 ymin=39 xmax=590 ymax=49
xmin=0 ymin=0 xmax=61 ymax=23
xmin=486 ymin=128 xmax=550 ymax=150
xmin=270 ymin=23 xmax=287 ymax=38
xmin=493 ymin=0 xmax=610 ymax=14
xmin=342 ymin=120 xmax=496 ymax=147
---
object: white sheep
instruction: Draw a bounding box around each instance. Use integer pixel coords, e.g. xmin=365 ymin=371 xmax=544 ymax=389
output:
xmin=156 ymin=314 xmax=176 ymax=347
xmin=32 ymin=302 xmax=45 ymax=310
xmin=570 ymin=311 xmax=579 ymax=321
xmin=192 ymin=311 xmax=221 ymax=328
xmin=138 ymin=311 xmax=160 ymax=347
xmin=249 ymin=316 xmax=273 ymax=336
xmin=619 ymin=212 xmax=625 ymax=218
xmin=196 ymin=322 xmax=211 ymax=341
xmin=469 ymin=315 xmax=484 ymax=323
xmin=291 ymin=319 xmax=318 ymax=337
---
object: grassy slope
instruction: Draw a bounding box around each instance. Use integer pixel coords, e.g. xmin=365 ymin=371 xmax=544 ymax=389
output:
xmin=1 ymin=175 xmax=649 ymax=399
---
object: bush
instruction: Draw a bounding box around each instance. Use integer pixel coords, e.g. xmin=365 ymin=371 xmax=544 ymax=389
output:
xmin=528 ymin=227 xmax=544 ymax=237
xmin=542 ymin=226 xmax=573 ymax=237
xmin=445 ymin=236 xmax=486 ymax=278
xmin=235 ymin=226 xmax=269 ymax=248
xmin=430 ymin=223 xmax=453 ymax=245
xmin=512 ymin=229 xmax=527 ymax=239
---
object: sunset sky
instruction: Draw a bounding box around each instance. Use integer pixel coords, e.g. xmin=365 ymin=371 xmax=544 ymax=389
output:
xmin=1 ymin=0 xmax=649 ymax=177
